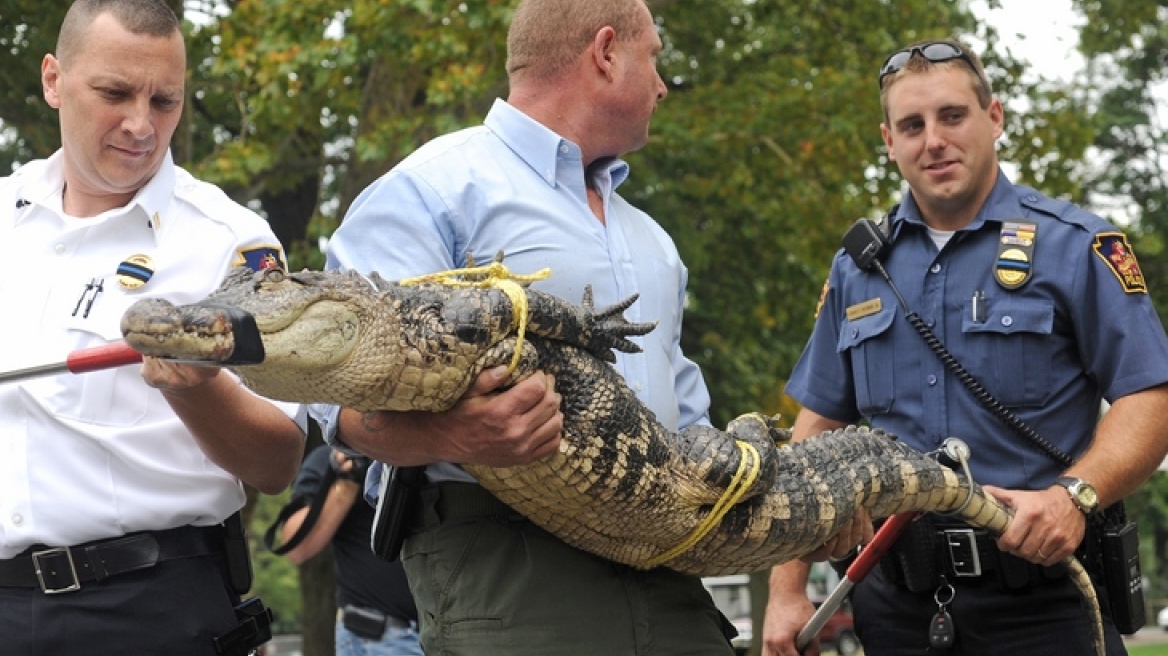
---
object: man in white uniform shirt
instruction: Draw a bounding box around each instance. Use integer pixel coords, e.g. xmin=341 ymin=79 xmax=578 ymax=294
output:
xmin=0 ymin=2 xmax=306 ymax=654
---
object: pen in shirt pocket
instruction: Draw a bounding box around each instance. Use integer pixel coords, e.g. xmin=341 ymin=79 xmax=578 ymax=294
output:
xmin=971 ymin=289 xmax=986 ymax=323
xmin=72 ymin=278 xmax=104 ymax=319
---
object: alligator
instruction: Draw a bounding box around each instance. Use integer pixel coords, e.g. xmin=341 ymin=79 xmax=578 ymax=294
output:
xmin=121 ymin=262 xmax=1105 ymax=654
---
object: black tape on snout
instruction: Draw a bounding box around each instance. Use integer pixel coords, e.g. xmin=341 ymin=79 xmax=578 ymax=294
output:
xmin=205 ymin=305 xmax=266 ymax=365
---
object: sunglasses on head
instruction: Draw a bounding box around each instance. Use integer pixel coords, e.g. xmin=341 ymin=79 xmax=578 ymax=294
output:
xmin=877 ymin=41 xmax=981 ymax=89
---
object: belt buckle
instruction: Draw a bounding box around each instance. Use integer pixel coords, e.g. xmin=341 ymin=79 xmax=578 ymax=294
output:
xmin=943 ymin=529 xmax=982 ymax=577
xmin=32 ymin=547 xmax=81 ymax=594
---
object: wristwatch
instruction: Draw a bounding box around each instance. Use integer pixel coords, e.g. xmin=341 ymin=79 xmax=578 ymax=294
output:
xmin=1055 ymin=476 xmax=1099 ymax=515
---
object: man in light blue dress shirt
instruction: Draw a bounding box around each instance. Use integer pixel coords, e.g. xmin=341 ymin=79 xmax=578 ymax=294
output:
xmin=313 ymin=0 xmax=736 ymax=654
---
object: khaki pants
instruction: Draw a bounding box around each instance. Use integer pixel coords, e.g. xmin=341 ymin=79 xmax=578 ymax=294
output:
xmin=401 ymin=484 xmax=736 ymax=656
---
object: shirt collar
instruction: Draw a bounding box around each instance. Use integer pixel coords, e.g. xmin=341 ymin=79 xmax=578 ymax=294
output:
xmin=483 ymin=98 xmax=630 ymax=191
xmin=892 ymin=168 xmax=1022 ymax=236
xmin=16 ymin=149 xmax=175 ymax=241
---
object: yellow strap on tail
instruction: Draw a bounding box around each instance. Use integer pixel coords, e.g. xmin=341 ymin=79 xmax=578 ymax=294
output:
xmin=644 ymin=440 xmax=761 ymax=568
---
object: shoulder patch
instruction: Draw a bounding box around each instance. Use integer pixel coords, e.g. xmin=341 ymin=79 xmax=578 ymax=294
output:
xmin=235 ymin=245 xmax=287 ymax=272
xmin=813 ymin=276 xmax=830 ymax=320
xmin=1091 ymin=233 xmax=1146 ymax=294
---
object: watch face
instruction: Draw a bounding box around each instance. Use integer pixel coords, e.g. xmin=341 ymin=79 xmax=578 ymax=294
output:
xmin=1078 ymin=484 xmax=1099 ymax=508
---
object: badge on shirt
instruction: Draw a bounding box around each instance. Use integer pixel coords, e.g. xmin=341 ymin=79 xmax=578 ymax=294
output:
xmin=116 ymin=254 xmax=155 ymax=290
xmin=994 ymin=221 xmax=1036 ymax=290
xmin=1092 ymin=233 xmax=1147 ymax=294
xmin=235 ymin=245 xmax=287 ymax=272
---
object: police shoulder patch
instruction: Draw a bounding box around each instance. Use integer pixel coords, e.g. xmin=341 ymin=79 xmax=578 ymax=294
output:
xmin=813 ymin=277 xmax=830 ymax=320
xmin=1091 ymin=233 xmax=1146 ymax=294
xmin=235 ymin=245 xmax=287 ymax=272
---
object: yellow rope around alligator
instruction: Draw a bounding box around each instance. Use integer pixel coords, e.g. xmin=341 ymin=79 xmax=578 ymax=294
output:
xmin=644 ymin=440 xmax=762 ymax=568
xmin=403 ymin=259 xmax=761 ymax=567
xmin=400 ymin=260 xmax=552 ymax=374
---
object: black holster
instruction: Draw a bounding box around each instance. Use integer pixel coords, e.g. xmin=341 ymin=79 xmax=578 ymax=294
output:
xmin=342 ymin=605 xmax=388 ymax=640
xmin=213 ymin=597 xmax=274 ymax=656
xmin=1096 ymin=503 xmax=1146 ymax=634
xmin=370 ymin=465 xmax=425 ymax=562
xmin=223 ymin=511 xmax=253 ymax=595
xmin=879 ymin=514 xmax=942 ymax=593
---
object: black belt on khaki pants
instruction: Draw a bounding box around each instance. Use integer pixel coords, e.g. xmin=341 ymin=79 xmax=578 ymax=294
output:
xmin=414 ymin=482 xmax=525 ymax=530
xmin=0 ymin=524 xmax=226 ymax=594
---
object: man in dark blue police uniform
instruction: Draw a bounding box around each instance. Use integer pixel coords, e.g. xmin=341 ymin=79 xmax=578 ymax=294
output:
xmin=761 ymin=38 xmax=1168 ymax=656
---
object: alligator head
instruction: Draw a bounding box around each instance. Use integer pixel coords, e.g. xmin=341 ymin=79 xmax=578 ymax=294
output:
xmin=121 ymin=267 xmax=404 ymax=410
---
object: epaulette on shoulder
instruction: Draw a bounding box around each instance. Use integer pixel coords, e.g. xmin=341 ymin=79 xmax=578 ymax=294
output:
xmin=1016 ymin=186 xmax=1097 ymax=230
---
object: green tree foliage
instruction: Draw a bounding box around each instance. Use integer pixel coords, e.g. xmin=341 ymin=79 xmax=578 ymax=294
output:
xmin=0 ymin=1 xmax=66 ymax=173
xmin=1073 ymin=0 xmax=1168 ymax=321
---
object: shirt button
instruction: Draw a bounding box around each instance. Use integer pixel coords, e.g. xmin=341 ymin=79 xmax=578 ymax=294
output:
xmin=926 ymin=318 xmax=935 ymax=328
xmin=11 ymin=513 xmax=22 ymax=526
xmin=634 ymin=382 xmax=643 ymax=392
xmin=851 ymin=328 xmax=859 ymax=339
xmin=929 ymin=263 xmax=941 ymax=274
xmin=559 ymin=144 xmax=570 ymax=154
xmin=927 ymin=374 xmax=938 ymax=386
xmin=54 ymin=243 xmax=66 ymax=255
xmin=1001 ymin=316 xmax=1013 ymax=327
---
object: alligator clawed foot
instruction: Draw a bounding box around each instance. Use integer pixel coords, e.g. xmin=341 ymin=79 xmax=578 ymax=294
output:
xmin=577 ymin=286 xmax=657 ymax=362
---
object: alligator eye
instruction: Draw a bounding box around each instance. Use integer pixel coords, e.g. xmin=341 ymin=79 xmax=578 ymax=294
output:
xmin=260 ymin=268 xmax=286 ymax=284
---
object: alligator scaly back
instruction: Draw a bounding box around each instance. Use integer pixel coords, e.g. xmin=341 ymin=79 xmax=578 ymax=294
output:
xmin=120 ymin=263 xmax=1105 ymax=656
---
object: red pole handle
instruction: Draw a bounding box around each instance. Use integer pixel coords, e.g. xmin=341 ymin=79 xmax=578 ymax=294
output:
xmin=65 ymin=342 xmax=143 ymax=374
xmin=845 ymin=511 xmax=916 ymax=581
xmin=795 ymin=511 xmax=917 ymax=651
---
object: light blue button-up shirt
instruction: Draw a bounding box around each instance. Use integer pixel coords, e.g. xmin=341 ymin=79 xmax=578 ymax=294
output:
xmin=316 ymin=99 xmax=710 ymax=488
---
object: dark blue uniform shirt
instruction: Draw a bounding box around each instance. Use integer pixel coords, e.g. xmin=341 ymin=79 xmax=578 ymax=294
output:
xmin=787 ymin=170 xmax=1168 ymax=488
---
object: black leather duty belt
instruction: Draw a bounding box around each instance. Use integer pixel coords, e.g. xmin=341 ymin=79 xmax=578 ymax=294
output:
xmin=414 ymin=482 xmax=525 ymax=530
xmin=0 ymin=524 xmax=225 ymax=594
xmin=939 ymin=527 xmax=1066 ymax=587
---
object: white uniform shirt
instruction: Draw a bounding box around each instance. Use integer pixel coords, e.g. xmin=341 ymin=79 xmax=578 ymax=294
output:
xmin=0 ymin=150 xmax=306 ymax=558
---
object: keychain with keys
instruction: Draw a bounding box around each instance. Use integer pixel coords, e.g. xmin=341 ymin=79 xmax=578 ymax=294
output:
xmin=929 ymin=577 xmax=957 ymax=649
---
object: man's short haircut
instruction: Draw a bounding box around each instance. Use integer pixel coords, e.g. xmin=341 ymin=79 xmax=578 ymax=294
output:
xmin=506 ymin=0 xmax=649 ymax=82
xmin=56 ymin=0 xmax=181 ymax=66
xmin=879 ymin=38 xmax=993 ymax=120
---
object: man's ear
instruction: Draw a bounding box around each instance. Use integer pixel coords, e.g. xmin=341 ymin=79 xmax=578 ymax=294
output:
xmin=590 ymin=26 xmax=618 ymax=80
xmin=880 ymin=123 xmax=896 ymax=162
xmin=42 ymin=54 xmax=63 ymax=109
xmin=988 ymin=97 xmax=1005 ymax=140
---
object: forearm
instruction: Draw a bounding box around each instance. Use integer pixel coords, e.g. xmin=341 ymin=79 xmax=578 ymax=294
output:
xmin=337 ymin=407 xmax=448 ymax=466
xmin=1069 ymin=384 xmax=1168 ymax=505
xmin=790 ymin=408 xmax=850 ymax=443
xmin=162 ymin=372 xmax=305 ymax=494
xmin=769 ymin=558 xmax=815 ymax=599
xmin=281 ymin=481 xmax=360 ymax=565
xmin=334 ymin=367 xmax=563 ymax=468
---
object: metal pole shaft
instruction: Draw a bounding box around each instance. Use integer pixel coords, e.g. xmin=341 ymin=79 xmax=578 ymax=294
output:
xmin=795 ymin=512 xmax=916 ymax=651
xmin=0 ymin=342 xmax=142 ymax=385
